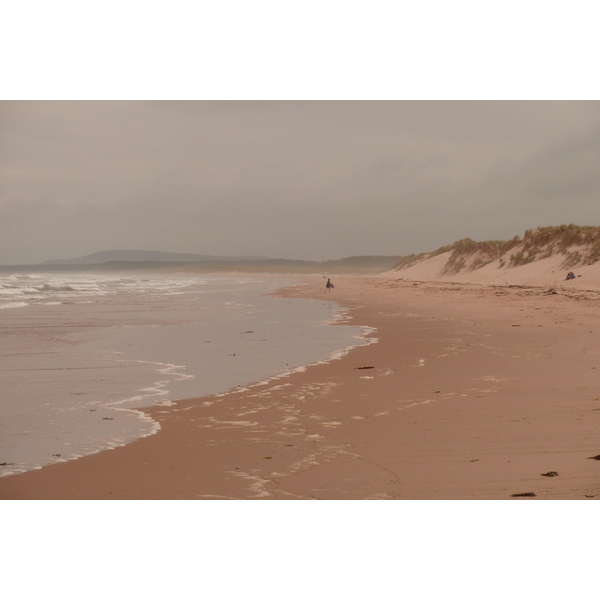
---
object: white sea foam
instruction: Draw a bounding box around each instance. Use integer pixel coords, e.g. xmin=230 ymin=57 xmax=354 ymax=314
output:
xmin=0 ymin=271 xmax=198 ymax=310
xmin=0 ymin=301 xmax=28 ymax=309
xmin=0 ymin=273 xmax=375 ymax=478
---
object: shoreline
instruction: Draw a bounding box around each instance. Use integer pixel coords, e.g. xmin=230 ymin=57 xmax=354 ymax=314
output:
xmin=2 ymin=275 xmax=600 ymax=499
xmin=0 ymin=272 xmax=366 ymax=479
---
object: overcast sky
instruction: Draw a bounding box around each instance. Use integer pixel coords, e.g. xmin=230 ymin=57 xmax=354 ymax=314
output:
xmin=1 ymin=100 xmax=600 ymax=264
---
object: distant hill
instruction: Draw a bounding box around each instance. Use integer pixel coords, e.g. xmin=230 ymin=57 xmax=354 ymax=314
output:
xmin=40 ymin=250 xmax=274 ymax=265
xmin=20 ymin=250 xmax=406 ymax=274
xmin=37 ymin=250 xmax=405 ymax=270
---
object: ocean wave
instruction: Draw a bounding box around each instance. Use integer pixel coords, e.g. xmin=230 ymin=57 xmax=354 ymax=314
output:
xmin=0 ymin=272 xmax=201 ymax=310
xmin=35 ymin=283 xmax=76 ymax=292
xmin=0 ymin=301 xmax=29 ymax=309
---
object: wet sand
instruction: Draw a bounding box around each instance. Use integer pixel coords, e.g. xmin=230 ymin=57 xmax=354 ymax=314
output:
xmin=2 ymin=275 xmax=600 ymax=499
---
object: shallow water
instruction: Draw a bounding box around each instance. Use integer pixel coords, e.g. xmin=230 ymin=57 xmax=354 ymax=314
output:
xmin=0 ymin=272 xmax=372 ymax=477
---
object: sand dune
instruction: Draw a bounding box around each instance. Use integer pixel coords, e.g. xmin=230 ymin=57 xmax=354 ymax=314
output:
xmin=382 ymin=252 xmax=600 ymax=288
xmin=385 ymin=225 xmax=600 ymax=289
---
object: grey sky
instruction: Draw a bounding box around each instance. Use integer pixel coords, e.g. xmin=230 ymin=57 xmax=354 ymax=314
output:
xmin=2 ymin=101 xmax=600 ymax=264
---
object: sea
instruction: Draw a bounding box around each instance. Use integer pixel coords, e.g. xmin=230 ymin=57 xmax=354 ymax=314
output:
xmin=0 ymin=271 xmax=373 ymax=478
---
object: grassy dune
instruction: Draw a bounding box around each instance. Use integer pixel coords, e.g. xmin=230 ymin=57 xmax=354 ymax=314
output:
xmin=392 ymin=225 xmax=600 ymax=275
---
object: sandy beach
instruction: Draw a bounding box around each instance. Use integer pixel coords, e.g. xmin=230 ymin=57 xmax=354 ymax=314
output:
xmin=1 ymin=273 xmax=599 ymax=500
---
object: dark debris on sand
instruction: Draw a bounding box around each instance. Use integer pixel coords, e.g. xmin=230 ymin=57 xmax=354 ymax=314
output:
xmin=511 ymin=492 xmax=537 ymax=497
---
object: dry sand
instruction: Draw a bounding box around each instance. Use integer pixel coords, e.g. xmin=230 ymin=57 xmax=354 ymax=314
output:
xmin=1 ymin=273 xmax=600 ymax=500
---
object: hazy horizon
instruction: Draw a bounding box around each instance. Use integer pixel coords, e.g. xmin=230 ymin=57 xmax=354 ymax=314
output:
xmin=2 ymin=101 xmax=600 ymax=265
xmin=4 ymin=224 xmax=599 ymax=267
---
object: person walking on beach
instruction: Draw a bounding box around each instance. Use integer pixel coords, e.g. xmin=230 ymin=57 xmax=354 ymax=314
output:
xmin=325 ymin=278 xmax=334 ymax=292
